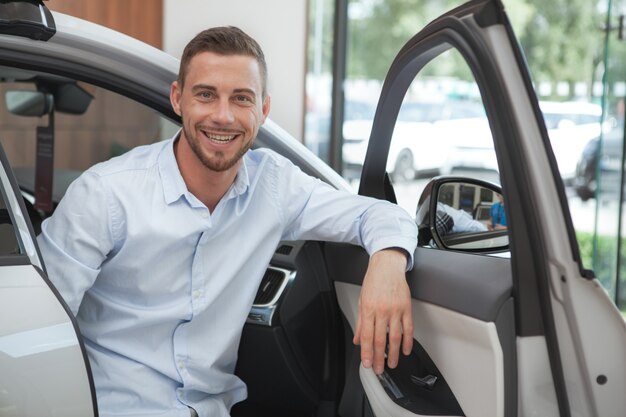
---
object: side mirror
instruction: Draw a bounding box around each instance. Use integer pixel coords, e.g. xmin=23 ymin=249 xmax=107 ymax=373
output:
xmin=5 ymin=90 xmax=53 ymax=117
xmin=416 ymin=176 xmax=509 ymax=252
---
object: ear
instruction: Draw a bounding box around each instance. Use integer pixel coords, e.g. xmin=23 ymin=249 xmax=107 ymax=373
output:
xmin=170 ymin=81 xmax=182 ymax=116
xmin=261 ymin=94 xmax=271 ymax=123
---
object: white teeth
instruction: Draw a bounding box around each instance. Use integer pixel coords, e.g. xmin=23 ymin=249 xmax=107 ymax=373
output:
xmin=204 ymin=132 xmax=236 ymax=143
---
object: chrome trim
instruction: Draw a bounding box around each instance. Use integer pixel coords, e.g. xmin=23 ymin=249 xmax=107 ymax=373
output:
xmin=247 ymin=266 xmax=296 ymax=327
xmin=39 ymin=5 xmax=48 ymax=28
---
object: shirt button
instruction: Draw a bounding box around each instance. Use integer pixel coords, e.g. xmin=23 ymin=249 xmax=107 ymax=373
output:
xmin=201 ymin=211 xmax=208 ymax=218
xmin=178 ymin=361 xmax=184 ymax=369
xmin=193 ymin=290 xmax=200 ymax=299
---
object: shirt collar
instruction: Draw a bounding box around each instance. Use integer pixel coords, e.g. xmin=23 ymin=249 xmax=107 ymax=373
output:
xmin=158 ymin=130 xmax=251 ymax=206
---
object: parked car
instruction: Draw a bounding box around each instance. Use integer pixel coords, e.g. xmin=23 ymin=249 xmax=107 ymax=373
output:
xmin=540 ymin=100 xmax=606 ymax=181
xmin=342 ymin=99 xmax=484 ymax=182
xmin=437 ymin=116 xmax=499 ymax=176
xmin=1 ymin=2 xmax=624 ymax=417
xmin=574 ymin=122 xmax=624 ymax=201
xmin=439 ymin=100 xmax=607 ymax=181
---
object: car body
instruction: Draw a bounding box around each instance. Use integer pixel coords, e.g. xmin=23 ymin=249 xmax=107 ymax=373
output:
xmin=540 ymin=100 xmax=606 ymax=181
xmin=574 ymin=122 xmax=624 ymax=201
xmin=1 ymin=2 xmax=625 ymax=417
xmin=438 ymin=100 xmax=606 ymax=181
xmin=343 ymin=99 xmax=485 ymax=182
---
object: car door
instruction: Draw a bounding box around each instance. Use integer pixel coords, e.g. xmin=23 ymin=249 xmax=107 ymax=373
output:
xmin=329 ymin=0 xmax=626 ymax=416
xmin=0 ymin=143 xmax=97 ymax=416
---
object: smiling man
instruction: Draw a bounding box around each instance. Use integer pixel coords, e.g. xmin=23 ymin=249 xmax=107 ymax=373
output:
xmin=38 ymin=26 xmax=418 ymax=417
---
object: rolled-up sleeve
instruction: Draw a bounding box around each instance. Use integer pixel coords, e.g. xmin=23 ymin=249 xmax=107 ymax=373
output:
xmin=37 ymin=171 xmax=115 ymax=315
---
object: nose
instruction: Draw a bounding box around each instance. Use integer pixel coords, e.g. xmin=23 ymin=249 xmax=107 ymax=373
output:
xmin=211 ymin=98 xmax=235 ymax=125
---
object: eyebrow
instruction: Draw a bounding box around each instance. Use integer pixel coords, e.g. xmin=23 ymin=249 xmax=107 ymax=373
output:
xmin=190 ymin=84 xmax=256 ymax=96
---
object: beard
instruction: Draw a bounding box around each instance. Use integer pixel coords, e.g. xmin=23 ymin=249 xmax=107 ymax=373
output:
xmin=182 ymin=123 xmax=252 ymax=172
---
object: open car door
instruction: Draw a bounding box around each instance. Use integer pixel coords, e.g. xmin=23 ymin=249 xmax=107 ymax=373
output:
xmin=330 ymin=0 xmax=626 ymax=416
xmin=0 ymin=142 xmax=97 ymax=416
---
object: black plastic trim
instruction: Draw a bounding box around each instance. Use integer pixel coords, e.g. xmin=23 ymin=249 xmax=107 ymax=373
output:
xmin=0 ymin=254 xmax=28 ymax=265
xmin=494 ymin=298 xmax=517 ymax=417
xmin=474 ymin=0 xmax=506 ymax=27
xmin=381 ymin=339 xmax=464 ymax=415
xmin=0 ymin=141 xmax=43 ymax=266
xmin=0 ymin=1 xmax=56 ymax=41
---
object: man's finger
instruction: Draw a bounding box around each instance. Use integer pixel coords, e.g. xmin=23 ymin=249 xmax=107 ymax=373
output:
xmin=359 ymin=310 xmax=375 ymax=369
xmin=353 ymin=311 xmax=362 ymax=345
xmin=402 ymin=308 xmax=414 ymax=355
xmin=373 ymin=316 xmax=388 ymax=374
xmin=387 ymin=317 xmax=402 ymax=368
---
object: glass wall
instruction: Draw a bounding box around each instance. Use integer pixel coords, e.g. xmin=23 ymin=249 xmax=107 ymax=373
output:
xmin=305 ymin=0 xmax=626 ymax=314
xmin=595 ymin=0 xmax=626 ymax=312
xmin=304 ymin=0 xmax=336 ymax=164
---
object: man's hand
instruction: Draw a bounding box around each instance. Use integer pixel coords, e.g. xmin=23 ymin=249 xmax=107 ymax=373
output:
xmin=353 ymin=248 xmax=413 ymax=375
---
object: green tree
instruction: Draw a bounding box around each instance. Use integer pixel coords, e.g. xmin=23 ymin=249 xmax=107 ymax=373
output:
xmin=345 ymin=0 xmax=607 ymax=99
xmin=347 ymin=0 xmax=464 ymax=81
xmin=513 ymin=0 xmax=604 ymax=100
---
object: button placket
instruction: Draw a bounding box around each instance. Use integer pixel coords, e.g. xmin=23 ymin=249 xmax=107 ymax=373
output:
xmin=190 ymin=230 xmax=208 ymax=312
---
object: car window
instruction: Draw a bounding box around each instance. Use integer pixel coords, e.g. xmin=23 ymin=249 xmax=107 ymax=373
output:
xmin=0 ymin=66 xmax=179 ymax=231
xmin=388 ymin=48 xmax=500 ymax=223
xmin=0 ymin=167 xmax=21 ymax=255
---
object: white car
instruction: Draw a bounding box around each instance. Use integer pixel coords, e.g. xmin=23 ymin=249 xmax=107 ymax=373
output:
xmin=343 ymin=100 xmax=484 ymax=182
xmin=438 ymin=116 xmax=499 ymax=176
xmin=1 ymin=1 xmax=625 ymax=417
xmin=439 ymin=100 xmax=606 ymax=181
xmin=540 ymin=100 xmax=606 ymax=181
xmin=343 ymin=117 xmax=442 ymax=182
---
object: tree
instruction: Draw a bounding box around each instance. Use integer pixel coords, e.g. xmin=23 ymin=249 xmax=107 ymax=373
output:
xmin=510 ymin=0 xmax=604 ymax=100
xmin=344 ymin=0 xmax=606 ymax=102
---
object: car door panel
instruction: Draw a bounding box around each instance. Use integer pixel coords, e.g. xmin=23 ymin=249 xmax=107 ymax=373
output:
xmin=328 ymin=242 xmax=514 ymax=417
xmin=325 ymin=244 xmax=512 ymax=321
xmin=0 ymin=265 xmax=95 ymax=417
xmin=0 ymin=144 xmax=97 ymax=417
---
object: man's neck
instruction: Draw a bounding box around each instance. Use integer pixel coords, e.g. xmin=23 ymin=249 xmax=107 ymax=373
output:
xmin=174 ymin=137 xmax=239 ymax=212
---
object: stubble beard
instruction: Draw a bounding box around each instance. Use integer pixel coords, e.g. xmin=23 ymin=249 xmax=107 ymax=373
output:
xmin=182 ymin=124 xmax=252 ymax=173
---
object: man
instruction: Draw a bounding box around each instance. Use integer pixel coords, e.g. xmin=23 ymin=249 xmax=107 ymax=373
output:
xmin=38 ymin=26 xmax=417 ymax=417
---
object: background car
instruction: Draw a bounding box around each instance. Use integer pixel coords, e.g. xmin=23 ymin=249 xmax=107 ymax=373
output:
xmin=437 ymin=100 xmax=607 ymax=182
xmin=574 ymin=122 xmax=625 ymax=201
xmin=342 ymin=99 xmax=484 ymax=182
xmin=540 ymin=100 xmax=607 ymax=182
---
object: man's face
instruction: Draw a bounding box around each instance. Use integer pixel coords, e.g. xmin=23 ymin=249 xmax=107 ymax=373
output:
xmin=170 ymin=51 xmax=270 ymax=172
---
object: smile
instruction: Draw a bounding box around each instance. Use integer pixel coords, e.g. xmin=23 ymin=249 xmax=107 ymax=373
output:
xmin=203 ymin=131 xmax=237 ymax=144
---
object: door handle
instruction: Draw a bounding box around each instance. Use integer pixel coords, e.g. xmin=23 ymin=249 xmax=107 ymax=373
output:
xmin=410 ymin=374 xmax=437 ymax=390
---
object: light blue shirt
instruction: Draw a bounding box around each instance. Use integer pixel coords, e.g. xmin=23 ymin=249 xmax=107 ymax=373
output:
xmin=37 ymin=134 xmax=418 ymax=417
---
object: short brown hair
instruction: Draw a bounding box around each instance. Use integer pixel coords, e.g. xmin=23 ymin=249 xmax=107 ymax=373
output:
xmin=178 ymin=26 xmax=268 ymax=97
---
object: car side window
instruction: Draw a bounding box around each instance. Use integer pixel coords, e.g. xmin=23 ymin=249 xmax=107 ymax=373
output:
xmin=0 ymin=67 xmax=179 ymax=232
xmin=386 ymin=48 xmax=501 ymax=248
xmin=0 ymin=170 xmax=21 ymax=255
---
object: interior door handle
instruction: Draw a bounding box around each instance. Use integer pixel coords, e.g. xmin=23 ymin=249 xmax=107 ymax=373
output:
xmin=410 ymin=374 xmax=437 ymax=390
